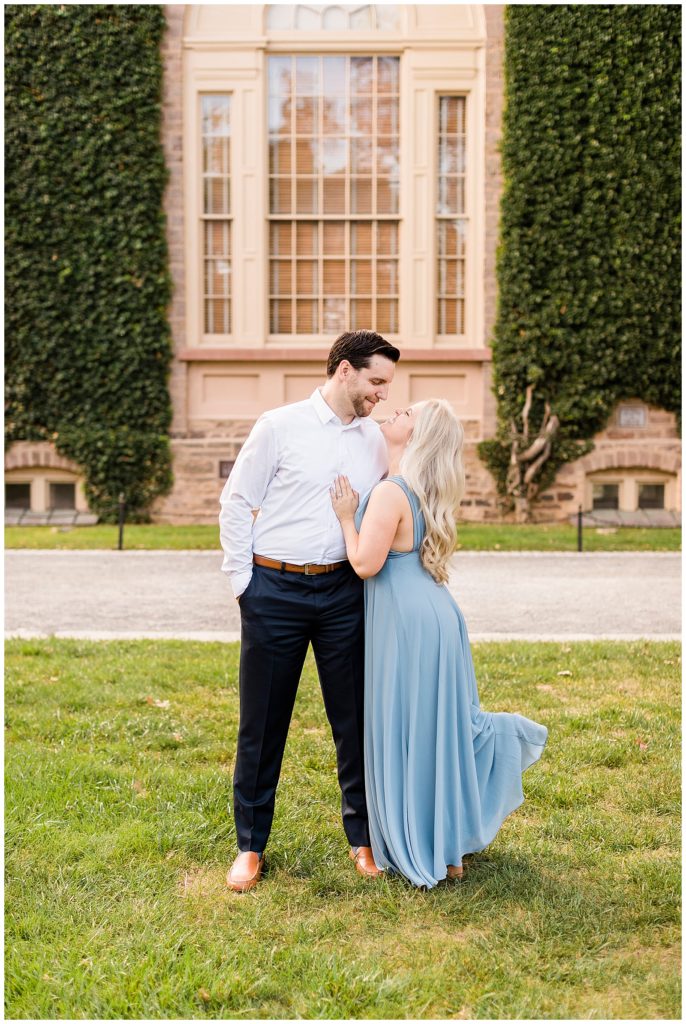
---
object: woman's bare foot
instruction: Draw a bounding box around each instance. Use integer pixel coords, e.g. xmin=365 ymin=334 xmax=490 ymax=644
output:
xmin=446 ymin=863 xmax=464 ymax=880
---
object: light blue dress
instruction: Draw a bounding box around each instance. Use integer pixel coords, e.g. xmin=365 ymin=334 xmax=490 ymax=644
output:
xmin=356 ymin=477 xmax=548 ymax=889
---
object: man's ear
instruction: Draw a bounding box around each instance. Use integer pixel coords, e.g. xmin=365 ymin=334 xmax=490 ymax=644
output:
xmin=338 ymin=359 xmax=352 ymax=379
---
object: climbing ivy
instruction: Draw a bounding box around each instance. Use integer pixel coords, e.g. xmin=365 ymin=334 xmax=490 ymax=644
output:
xmin=5 ymin=5 xmax=173 ymax=520
xmin=480 ymin=5 xmax=681 ymax=506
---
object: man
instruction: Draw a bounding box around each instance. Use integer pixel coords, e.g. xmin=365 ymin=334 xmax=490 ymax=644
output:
xmin=220 ymin=330 xmax=400 ymax=892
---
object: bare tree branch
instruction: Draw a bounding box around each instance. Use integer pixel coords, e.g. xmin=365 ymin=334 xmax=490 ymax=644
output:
xmin=503 ymin=385 xmax=560 ymax=521
xmin=521 ymin=385 xmax=533 ymax=442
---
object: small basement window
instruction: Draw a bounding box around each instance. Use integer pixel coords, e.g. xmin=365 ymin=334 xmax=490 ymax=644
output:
xmin=6 ymin=483 xmax=31 ymax=510
xmin=219 ymin=460 xmax=235 ymax=479
xmin=592 ymin=483 xmax=619 ymax=511
xmin=638 ymin=483 xmax=665 ymax=510
xmin=49 ymin=482 xmax=76 ymax=510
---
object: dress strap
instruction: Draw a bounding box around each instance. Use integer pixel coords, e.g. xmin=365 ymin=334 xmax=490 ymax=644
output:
xmin=386 ymin=475 xmax=424 ymax=550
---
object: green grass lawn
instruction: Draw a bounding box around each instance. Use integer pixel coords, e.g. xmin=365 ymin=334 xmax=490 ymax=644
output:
xmin=5 ymin=639 xmax=680 ymax=1019
xmin=5 ymin=522 xmax=681 ymax=551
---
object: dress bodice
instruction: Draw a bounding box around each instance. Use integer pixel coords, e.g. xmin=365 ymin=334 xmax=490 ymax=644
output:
xmin=355 ymin=475 xmax=425 ymax=557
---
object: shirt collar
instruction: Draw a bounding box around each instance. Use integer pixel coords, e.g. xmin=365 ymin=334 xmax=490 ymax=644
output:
xmin=310 ymin=387 xmax=362 ymax=430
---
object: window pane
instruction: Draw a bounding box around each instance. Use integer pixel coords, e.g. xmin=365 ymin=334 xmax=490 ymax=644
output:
xmin=296 ymin=260 xmax=317 ymax=292
xmin=351 ymin=298 xmax=372 ymax=327
xmin=205 ymin=221 xmax=230 ymax=257
xmin=377 ymin=222 xmax=398 ymax=255
xmin=205 ymin=298 xmax=230 ymax=334
xmin=6 ymin=483 xmax=31 ymax=510
xmin=321 ymin=138 xmax=346 ymax=174
xmin=323 ymin=178 xmax=346 ymax=214
xmin=295 ymin=57 xmax=319 ymax=94
xmin=351 ymin=178 xmax=373 ymax=214
xmin=348 ymin=6 xmax=372 ymax=30
xmin=205 ymin=260 xmax=231 ymax=296
xmin=376 ymin=136 xmax=399 ymax=176
xmin=351 ymin=222 xmax=373 ymax=255
xmin=296 ymin=299 xmax=318 ymax=331
xmin=351 ymin=137 xmax=373 ymax=174
xmin=270 ymin=299 xmax=292 ymax=332
xmin=351 ymin=57 xmax=373 ymax=94
xmin=270 ymin=177 xmax=292 ymax=214
xmin=638 ymin=484 xmax=665 ymax=510
xmin=270 ymin=138 xmax=292 ymax=175
xmin=440 ymin=95 xmax=466 ymax=134
xmin=323 ymin=98 xmax=347 ymax=135
xmin=269 ymin=56 xmax=291 ymax=95
xmin=204 ymin=177 xmax=229 ymax=216
xmin=294 ymin=138 xmax=317 ymax=174
xmin=375 ymin=7 xmax=401 ymax=31
xmin=296 ymin=222 xmax=318 ymax=256
xmin=323 ymin=222 xmax=345 ymax=254
xmin=203 ymin=137 xmax=228 ymax=175
xmin=376 ymin=178 xmax=399 ymax=215
xmin=295 ymin=97 xmax=319 ymax=133
xmin=270 ymin=222 xmax=292 ymax=256
xmin=592 ymin=484 xmax=619 ymax=511
xmin=296 ymin=178 xmax=318 ymax=213
xmin=377 ymin=260 xmax=398 ymax=294
xmin=323 ymin=260 xmax=346 ymax=292
xmin=49 ymin=483 xmax=76 ymax=511
xmin=323 ymin=58 xmax=346 ymax=95
xmin=351 ymin=260 xmax=373 ymax=294
xmin=377 ymin=97 xmax=399 ymax=135
xmin=351 ymin=98 xmax=373 ymax=136
xmin=377 ymin=56 xmax=399 ymax=93
xmin=271 ymin=260 xmax=291 ymax=295
xmin=269 ymin=97 xmax=291 ymax=134
xmin=202 ymin=96 xmax=231 ymax=136
xmin=376 ymin=299 xmax=398 ymax=333
xmin=323 ymin=297 xmax=346 ymax=333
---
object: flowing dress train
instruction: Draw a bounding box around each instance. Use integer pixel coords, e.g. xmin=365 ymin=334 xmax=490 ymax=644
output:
xmin=357 ymin=477 xmax=548 ymax=889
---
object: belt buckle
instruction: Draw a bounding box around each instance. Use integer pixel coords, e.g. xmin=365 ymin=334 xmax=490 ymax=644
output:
xmin=303 ymin=562 xmax=316 ymax=575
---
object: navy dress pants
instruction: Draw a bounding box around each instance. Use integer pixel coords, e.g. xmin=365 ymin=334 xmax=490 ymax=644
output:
xmin=233 ymin=562 xmax=369 ymax=853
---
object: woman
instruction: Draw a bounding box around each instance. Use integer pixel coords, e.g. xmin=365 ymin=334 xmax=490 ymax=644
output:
xmin=330 ymin=399 xmax=547 ymax=889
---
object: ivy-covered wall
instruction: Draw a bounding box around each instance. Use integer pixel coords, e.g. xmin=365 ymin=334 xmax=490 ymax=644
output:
xmin=5 ymin=4 xmax=173 ymax=520
xmin=480 ymin=4 xmax=681 ymax=504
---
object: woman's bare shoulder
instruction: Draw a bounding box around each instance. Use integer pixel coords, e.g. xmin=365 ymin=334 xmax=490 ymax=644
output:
xmin=368 ymin=479 xmax=411 ymax=510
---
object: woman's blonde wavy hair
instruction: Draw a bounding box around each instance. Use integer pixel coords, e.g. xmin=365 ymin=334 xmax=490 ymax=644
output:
xmin=399 ymin=399 xmax=465 ymax=584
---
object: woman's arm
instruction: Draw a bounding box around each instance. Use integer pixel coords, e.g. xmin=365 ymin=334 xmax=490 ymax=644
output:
xmin=330 ymin=476 xmax=405 ymax=579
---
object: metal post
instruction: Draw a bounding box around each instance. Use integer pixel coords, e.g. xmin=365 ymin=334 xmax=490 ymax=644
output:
xmin=118 ymin=493 xmax=126 ymax=551
xmin=577 ymin=504 xmax=583 ymax=553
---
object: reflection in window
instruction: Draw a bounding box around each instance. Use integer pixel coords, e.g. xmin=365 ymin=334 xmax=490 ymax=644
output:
xmin=269 ymin=55 xmax=399 ymax=335
xmin=437 ymin=96 xmax=467 ymax=335
xmin=266 ymin=5 xmax=400 ymax=31
xmin=592 ymin=484 xmax=619 ymax=511
xmin=201 ymin=95 xmax=232 ymax=334
xmin=638 ymin=483 xmax=665 ymax=510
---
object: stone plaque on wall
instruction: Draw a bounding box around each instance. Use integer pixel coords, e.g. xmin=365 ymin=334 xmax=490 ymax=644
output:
xmin=617 ymin=404 xmax=646 ymax=428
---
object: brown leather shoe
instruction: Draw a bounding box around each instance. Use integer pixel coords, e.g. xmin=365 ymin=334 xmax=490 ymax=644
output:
xmin=226 ymin=851 xmax=265 ymax=893
xmin=349 ymin=846 xmax=383 ymax=878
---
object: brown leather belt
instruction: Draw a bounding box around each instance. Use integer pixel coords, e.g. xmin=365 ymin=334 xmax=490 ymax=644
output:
xmin=253 ymin=554 xmax=348 ymax=576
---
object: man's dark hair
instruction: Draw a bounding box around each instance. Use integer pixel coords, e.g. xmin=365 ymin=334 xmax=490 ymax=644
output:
xmin=326 ymin=330 xmax=400 ymax=377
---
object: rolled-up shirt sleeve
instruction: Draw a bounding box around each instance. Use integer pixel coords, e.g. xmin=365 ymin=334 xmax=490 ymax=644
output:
xmin=219 ymin=416 xmax=278 ymax=598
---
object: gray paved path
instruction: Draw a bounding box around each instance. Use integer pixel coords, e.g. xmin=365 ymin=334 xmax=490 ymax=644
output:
xmin=5 ymin=550 xmax=680 ymax=642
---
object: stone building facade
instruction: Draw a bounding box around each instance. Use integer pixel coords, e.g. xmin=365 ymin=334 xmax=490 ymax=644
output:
xmin=5 ymin=5 xmax=680 ymax=526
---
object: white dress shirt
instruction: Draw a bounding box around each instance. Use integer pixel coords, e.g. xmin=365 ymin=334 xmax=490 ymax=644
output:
xmin=220 ymin=387 xmax=388 ymax=598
